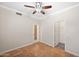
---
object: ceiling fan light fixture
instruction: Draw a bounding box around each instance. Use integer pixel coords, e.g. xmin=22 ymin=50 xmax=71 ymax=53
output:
xmin=35 ymin=2 xmax=42 ymax=13
xmin=24 ymin=2 xmax=52 ymax=15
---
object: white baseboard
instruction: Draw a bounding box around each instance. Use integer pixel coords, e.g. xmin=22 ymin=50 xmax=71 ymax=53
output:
xmin=66 ymin=50 xmax=79 ymax=56
xmin=40 ymin=41 xmax=54 ymax=47
xmin=0 ymin=40 xmax=39 ymax=55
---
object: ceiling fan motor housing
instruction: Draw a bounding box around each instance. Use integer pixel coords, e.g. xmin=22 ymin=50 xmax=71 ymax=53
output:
xmin=35 ymin=2 xmax=42 ymax=13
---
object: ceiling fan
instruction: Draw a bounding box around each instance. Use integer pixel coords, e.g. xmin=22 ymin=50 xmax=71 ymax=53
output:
xmin=24 ymin=2 xmax=52 ymax=14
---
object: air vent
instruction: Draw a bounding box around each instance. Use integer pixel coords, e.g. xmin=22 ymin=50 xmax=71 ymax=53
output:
xmin=16 ymin=12 xmax=22 ymax=16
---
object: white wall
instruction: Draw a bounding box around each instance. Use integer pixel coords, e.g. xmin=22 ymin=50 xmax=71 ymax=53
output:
xmin=54 ymin=21 xmax=60 ymax=46
xmin=54 ymin=20 xmax=65 ymax=46
xmin=40 ymin=15 xmax=65 ymax=47
xmin=40 ymin=4 xmax=79 ymax=56
xmin=54 ymin=5 xmax=79 ymax=55
xmin=59 ymin=21 xmax=65 ymax=43
xmin=40 ymin=16 xmax=56 ymax=46
xmin=0 ymin=3 xmax=79 ymax=56
xmin=0 ymin=6 xmax=38 ymax=52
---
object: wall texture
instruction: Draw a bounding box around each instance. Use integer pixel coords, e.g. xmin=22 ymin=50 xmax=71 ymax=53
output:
xmin=0 ymin=3 xmax=79 ymax=56
xmin=54 ymin=5 xmax=79 ymax=56
xmin=40 ymin=16 xmax=56 ymax=46
xmin=40 ymin=15 xmax=64 ymax=47
xmin=64 ymin=6 xmax=79 ymax=56
xmin=0 ymin=6 xmax=38 ymax=52
xmin=40 ymin=4 xmax=79 ymax=56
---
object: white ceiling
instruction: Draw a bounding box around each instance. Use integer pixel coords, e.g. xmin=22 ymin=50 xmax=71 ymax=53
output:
xmin=0 ymin=2 xmax=79 ymax=20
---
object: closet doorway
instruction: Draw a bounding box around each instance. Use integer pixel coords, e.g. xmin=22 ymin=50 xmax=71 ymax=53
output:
xmin=54 ymin=20 xmax=65 ymax=50
xmin=33 ymin=24 xmax=40 ymax=41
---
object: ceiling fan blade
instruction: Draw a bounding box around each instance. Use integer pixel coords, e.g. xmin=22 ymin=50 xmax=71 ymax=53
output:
xmin=41 ymin=11 xmax=45 ymax=14
xmin=24 ymin=5 xmax=35 ymax=8
xmin=16 ymin=12 xmax=22 ymax=16
xmin=42 ymin=5 xmax=52 ymax=9
xmin=32 ymin=10 xmax=37 ymax=14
